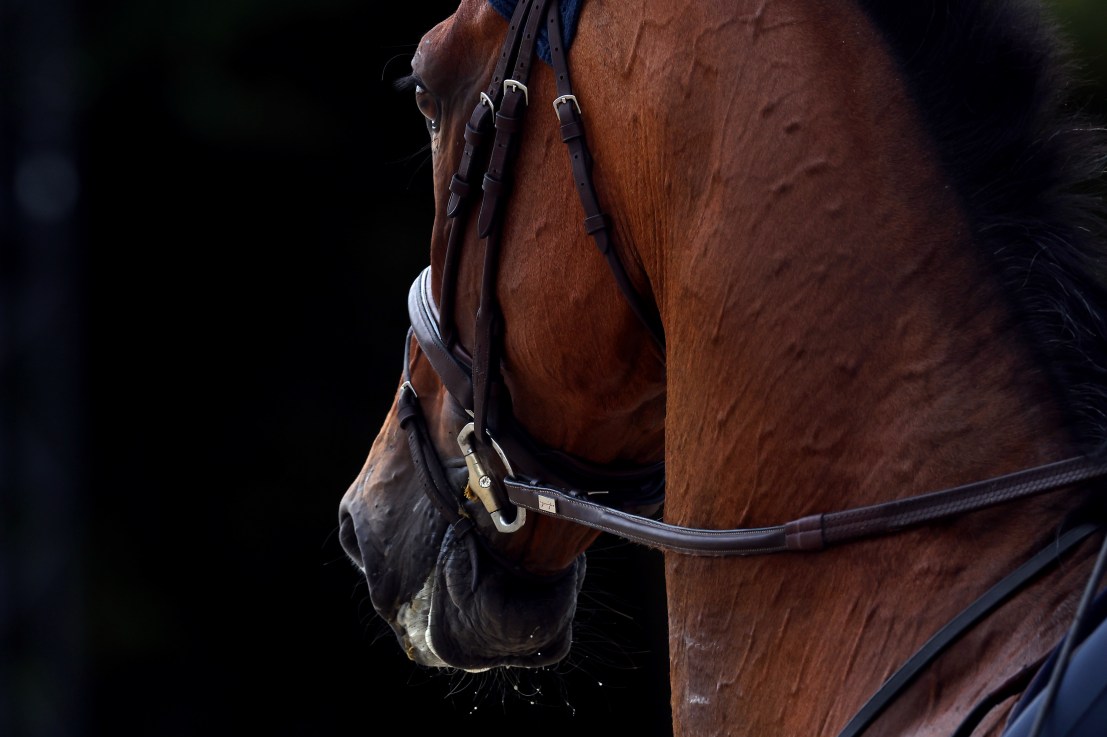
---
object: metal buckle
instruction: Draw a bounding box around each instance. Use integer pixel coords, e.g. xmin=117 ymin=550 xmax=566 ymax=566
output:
xmin=503 ymin=79 xmax=528 ymax=106
xmin=552 ymin=94 xmax=581 ymax=115
xmin=456 ymin=422 xmax=526 ymax=533
xmin=479 ymin=91 xmax=495 ymax=114
xmin=400 ymin=380 xmax=417 ymax=399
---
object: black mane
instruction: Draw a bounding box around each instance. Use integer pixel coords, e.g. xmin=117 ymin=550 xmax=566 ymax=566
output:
xmin=859 ymin=0 xmax=1107 ymax=453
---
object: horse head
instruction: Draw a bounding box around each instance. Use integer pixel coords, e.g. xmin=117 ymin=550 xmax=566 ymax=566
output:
xmin=338 ymin=0 xmax=664 ymax=672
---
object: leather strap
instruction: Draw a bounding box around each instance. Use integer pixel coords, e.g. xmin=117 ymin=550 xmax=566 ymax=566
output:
xmin=546 ymin=0 xmax=665 ymax=348
xmin=948 ymin=663 xmax=1045 ymax=737
xmin=836 ymin=523 xmax=1102 ymax=737
xmin=440 ymin=0 xmax=536 ymax=346
xmin=506 ymin=477 xmax=786 ymax=554
xmin=1021 ymin=527 xmax=1107 ymax=737
xmin=409 ymin=269 xmax=474 ymax=408
xmin=791 ymin=456 xmax=1107 ymax=551
xmin=444 ymin=0 xmax=530 ymax=217
xmin=471 ymin=0 xmax=551 ymax=455
xmin=397 ymin=379 xmax=470 ymax=529
xmin=476 ymin=0 xmax=550 ymax=238
xmin=504 ymin=455 xmax=1107 ymax=555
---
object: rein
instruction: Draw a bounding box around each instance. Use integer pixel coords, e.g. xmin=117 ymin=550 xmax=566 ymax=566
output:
xmin=506 ymin=453 xmax=1107 ymax=555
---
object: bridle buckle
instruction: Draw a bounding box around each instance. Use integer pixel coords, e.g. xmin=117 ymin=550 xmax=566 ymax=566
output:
xmin=503 ymin=79 xmax=529 ymax=106
xmin=553 ymin=94 xmax=581 ymax=115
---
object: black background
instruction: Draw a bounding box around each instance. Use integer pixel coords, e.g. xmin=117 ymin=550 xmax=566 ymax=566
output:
xmin=4 ymin=1 xmax=1106 ymax=736
xmin=4 ymin=1 xmax=672 ymax=736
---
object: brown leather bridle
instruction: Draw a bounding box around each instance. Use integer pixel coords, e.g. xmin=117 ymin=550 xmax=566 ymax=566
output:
xmin=397 ymin=0 xmax=1107 ymax=552
xmin=399 ymin=0 xmax=666 ymax=537
xmin=390 ymin=0 xmax=1107 ymax=735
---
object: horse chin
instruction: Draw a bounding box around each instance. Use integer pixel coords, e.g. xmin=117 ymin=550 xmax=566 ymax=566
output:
xmin=405 ymin=525 xmax=587 ymax=672
xmin=342 ymin=461 xmax=587 ymax=672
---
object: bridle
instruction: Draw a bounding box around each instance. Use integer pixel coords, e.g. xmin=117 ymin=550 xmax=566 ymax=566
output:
xmin=399 ymin=0 xmax=666 ymax=537
xmin=391 ymin=0 xmax=1107 ymax=734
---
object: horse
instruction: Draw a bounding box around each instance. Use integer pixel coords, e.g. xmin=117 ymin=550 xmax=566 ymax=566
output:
xmin=338 ymin=0 xmax=1107 ymax=734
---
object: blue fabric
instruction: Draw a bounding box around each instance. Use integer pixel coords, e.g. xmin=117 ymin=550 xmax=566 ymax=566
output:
xmin=1002 ymin=589 xmax=1107 ymax=737
xmin=488 ymin=0 xmax=582 ymax=66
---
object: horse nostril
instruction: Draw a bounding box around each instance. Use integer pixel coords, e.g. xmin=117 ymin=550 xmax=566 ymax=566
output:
xmin=338 ymin=509 xmax=364 ymax=571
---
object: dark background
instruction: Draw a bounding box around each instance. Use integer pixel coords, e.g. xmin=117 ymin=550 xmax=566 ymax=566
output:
xmin=2 ymin=1 xmax=1106 ymax=736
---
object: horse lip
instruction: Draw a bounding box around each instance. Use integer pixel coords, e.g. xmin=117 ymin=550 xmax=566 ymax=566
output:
xmin=338 ymin=512 xmax=365 ymax=573
xmin=337 ymin=492 xmax=369 ymax=573
xmin=424 ymin=527 xmax=586 ymax=671
xmin=340 ymin=465 xmax=584 ymax=672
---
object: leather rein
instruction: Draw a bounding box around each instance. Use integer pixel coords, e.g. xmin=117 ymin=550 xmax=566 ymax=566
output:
xmin=392 ymin=1 xmax=1107 ymax=735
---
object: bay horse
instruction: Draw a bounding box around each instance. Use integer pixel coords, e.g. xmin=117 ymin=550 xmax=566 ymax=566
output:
xmin=339 ymin=0 xmax=1107 ymax=734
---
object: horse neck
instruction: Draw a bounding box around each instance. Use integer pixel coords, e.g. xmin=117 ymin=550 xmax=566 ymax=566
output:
xmin=577 ymin=0 xmax=1079 ymax=505
xmin=574 ymin=0 xmax=1094 ymax=734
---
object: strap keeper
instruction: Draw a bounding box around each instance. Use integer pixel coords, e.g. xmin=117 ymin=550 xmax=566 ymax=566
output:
xmin=560 ymin=119 xmax=584 ymax=143
xmin=494 ymin=111 xmax=520 ymax=134
xmin=784 ymin=515 xmax=826 ymax=551
xmin=482 ymin=173 xmax=503 ymax=197
xmin=584 ymin=213 xmax=608 ymax=235
xmin=463 ymin=121 xmax=484 ymax=146
xmin=449 ymin=174 xmax=471 ymax=198
xmin=396 ymin=384 xmax=419 ymax=426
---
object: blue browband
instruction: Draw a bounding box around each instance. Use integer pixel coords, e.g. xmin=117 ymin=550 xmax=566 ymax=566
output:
xmin=488 ymin=0 xmax=582 ymax=64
